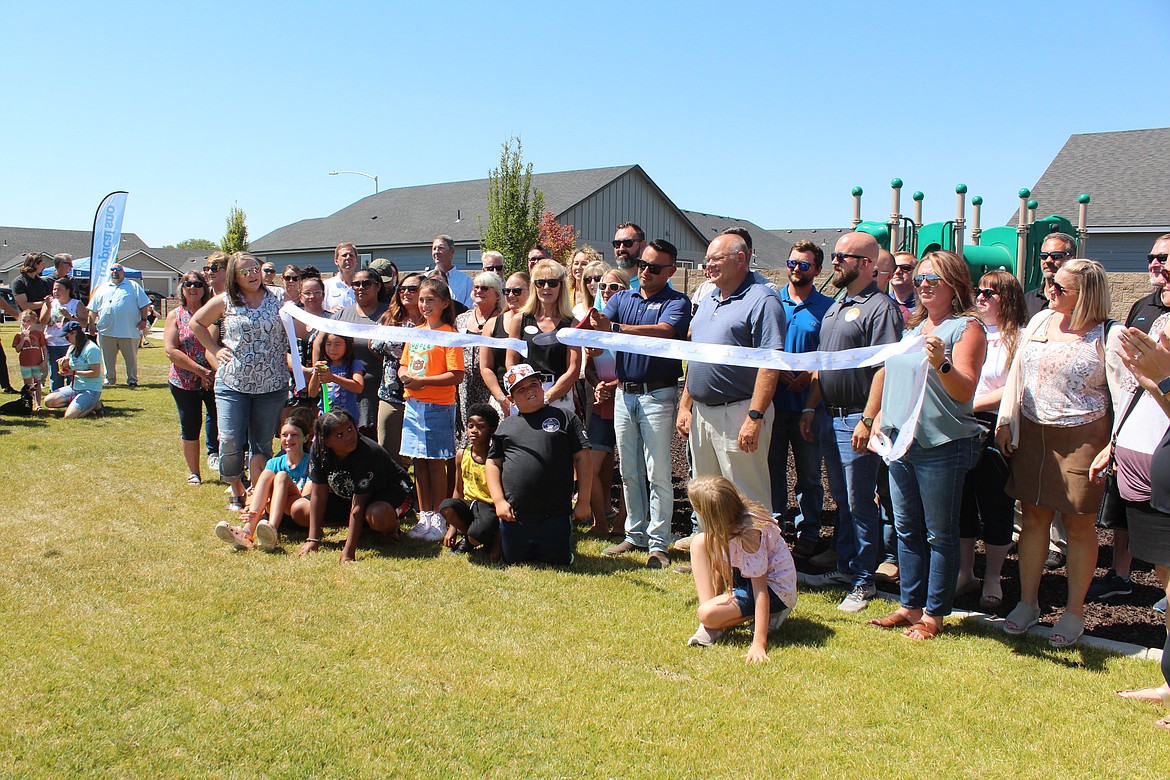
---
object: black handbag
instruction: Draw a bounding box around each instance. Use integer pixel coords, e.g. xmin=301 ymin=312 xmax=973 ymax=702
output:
xmin=1096 ymin=388 xmax=1143 ymax=529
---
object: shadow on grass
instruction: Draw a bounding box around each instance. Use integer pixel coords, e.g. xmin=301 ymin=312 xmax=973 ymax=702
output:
xmin=0 ymin=415 xmax=50 ymax=432
xmin=704 ymin=617 xmax=835 ymax=650
xmin=947 ymin=620 xmax=1113 ymax=672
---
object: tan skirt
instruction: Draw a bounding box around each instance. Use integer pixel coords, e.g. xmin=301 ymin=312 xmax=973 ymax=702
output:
xmin=1006 ymin=415 xmax=1110 ymax=515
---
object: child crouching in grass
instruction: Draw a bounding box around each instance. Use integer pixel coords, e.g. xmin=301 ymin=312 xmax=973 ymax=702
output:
xmin=686 ymin=475 xmax=797 ymax=663
xmin=438 ymin=403 xmax=501 ymax=558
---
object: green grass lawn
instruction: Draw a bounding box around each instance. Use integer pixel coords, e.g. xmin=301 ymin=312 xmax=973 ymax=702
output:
xmin=2 ymin=327 xmax=1169 ymax=778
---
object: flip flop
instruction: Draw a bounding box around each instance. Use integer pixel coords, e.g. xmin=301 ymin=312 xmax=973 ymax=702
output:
xmin=1048 ymin=611 xmax=1085 ymax=648
xmin=1003 ymin=602 xmax=1041 ymax=635
xmin=1116 ymin=686 xmax=1170 ymax=705
xmin=903 ymin=620 xmax=943 ymax=640
xmin=868 ymin=612 xmax=916 ymax=629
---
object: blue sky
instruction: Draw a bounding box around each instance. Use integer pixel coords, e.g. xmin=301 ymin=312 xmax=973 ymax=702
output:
xmin=4 ymin=0 xmax=1168 ymax=248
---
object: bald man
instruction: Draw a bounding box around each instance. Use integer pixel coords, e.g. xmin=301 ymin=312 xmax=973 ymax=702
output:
xmin=799 ymin=232 xmax=904 ymax=613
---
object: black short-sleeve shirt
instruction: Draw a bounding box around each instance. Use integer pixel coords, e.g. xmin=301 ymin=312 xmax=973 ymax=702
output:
xmin=309 ymin=435 xmax=411 ymax=505
xmin=12 ymin=273 xmax=51 ymax=306
xmin=1126 ymin=289 xmax=1170 ymax=333
xmin=488 ymin=406 xmax=588 ymax=516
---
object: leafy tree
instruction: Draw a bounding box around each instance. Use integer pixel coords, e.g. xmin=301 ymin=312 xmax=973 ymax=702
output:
xmin=478 ymin=137 xmax=544 ymax=274
xmin=538 ymin=211 xmax=578 ymax=265
xmin=220 ymin=204 xmax=249 ymax=254
xmin=163 ymin=238 xmax=217 ymax=250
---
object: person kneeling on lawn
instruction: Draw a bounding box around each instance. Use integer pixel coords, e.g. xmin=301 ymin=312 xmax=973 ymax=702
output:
xmin=438 ymin=403 xmax=502 ymax=558
xmin=296 ymin=410 xmax=414 ymax=563
xmin=685 ymin=474 xmax=798 ymax=663
xmin=487 ymin=364 xmax=591 ymax=566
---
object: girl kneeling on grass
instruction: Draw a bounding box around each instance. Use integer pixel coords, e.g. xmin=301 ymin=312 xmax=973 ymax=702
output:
xmin=297 ymin=410 xmax=414 ymax=564
xmin=215 ymin=408 xmax=314 ymax=551
xmin=685 ymin=475 xmax=798 ymax=663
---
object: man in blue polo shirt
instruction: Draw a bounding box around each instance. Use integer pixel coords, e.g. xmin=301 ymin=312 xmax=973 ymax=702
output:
xmin=677 ymin=233 xmax=786 ymax=516
xmin=769 ymin=239 xmax=833 ymax=559
xmin=591 ymin=239 xmax=692 ymax=569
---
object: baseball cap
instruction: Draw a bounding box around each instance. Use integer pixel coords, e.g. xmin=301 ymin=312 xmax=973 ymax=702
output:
xmin=503 ymin=363 xmax=539 ymax=394
xmin=62 ymin=321 xmax=84 ymax=335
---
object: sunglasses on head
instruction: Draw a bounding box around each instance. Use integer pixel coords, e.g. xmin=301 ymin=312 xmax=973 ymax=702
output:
xmin=786 ymin=259 xmax=813 ymax=271
xmin=182 ymin=280 xmax=206 ymax=289
xmin=534 ymin=278 xmax=562 ymax=289
xmin=612 ymin=238 xmax=637 ymax=249
xmin=503 ymin=287 xmax=525 ymax=296
xmin=598 ymin=282 xmax=626 ymax=292
xmin=913 ymin=273 xmax=942 ymax=287
xmin=974 ymin=287 xmax=998 ymax=299
xmin=830 ymin=252 xmax=868 ymax=262
xmin=1039 ymin=251 xmax=1072 ymax=261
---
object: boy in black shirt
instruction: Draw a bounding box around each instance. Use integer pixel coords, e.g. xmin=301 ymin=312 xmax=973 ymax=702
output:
xmin=487 ymin=364 xmax=591 ymax=565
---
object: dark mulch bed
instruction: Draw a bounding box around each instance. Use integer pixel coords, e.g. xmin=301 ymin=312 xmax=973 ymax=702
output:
xmin=645 ymin=431 xmax=1167 ymax=650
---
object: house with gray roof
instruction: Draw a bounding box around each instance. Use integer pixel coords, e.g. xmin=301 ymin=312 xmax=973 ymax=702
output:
xmin=250 ymin=165 xmax=711 ymax=272
xmin=681 ymin=211 xmax=796 ymax=268
xmin=1012 ymin=127 xmax=1170 ymax=271
xmin=1 ymin=226 xmax=149 ymax=287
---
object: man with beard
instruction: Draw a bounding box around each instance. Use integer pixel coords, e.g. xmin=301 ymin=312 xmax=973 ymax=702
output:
xmin=889 ymin=252 xmax=917 ymax=321
xmin=769 ymin=240 xmax=834 ymax=559
xmin=613 ymin=222 xmax=647 ymax=292
xmin=798 ymin=232 xmax=903 ymax=613
xmin=1024 ymin=232 xmax=1076 ymax=318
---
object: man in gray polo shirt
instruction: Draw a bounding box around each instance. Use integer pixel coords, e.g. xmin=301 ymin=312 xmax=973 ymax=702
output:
xmin=799 ymin=232 xmax=904 ymax=613
xmin=677 ymin=233 xmax=785 ymax=514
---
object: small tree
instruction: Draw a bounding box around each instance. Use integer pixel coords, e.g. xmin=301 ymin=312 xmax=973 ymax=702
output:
xmin=220 ymin=204 xmax=249 ymax=254
xmin=164 ymin=238 xmax=217 ymax=250
xmin=538 ymin=211 xmax=578 ymax=265
xmin=478 ymin=137 xmax=544 ymax=274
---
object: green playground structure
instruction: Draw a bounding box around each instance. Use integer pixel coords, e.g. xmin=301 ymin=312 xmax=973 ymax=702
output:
xmin=848 ymin=179 xmax=1091 ymax=293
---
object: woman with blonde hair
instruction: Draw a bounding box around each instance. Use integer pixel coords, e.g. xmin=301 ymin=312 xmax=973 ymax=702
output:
xmin=867 ymin=250 xmax=987 ymax=639
xmin=684 ymin=475 xmax=797 ymax=662
xmin=505 ymin=260 xmax=580 ymax=415
xmin=568 ymin=245 xmax=604 ymax=309
xmin=996 ymin=258 xmax=1123 ymax=646
xmin=455 ymin=271 xmax=503 ymax=446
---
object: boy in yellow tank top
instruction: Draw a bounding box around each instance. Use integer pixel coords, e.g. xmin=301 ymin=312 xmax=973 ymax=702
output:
xmin=438 ymin=403 xmax=501 ymax=558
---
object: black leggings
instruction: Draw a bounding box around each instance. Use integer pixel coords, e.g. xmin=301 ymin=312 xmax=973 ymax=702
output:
xmin=959 ymin=427 xmax=1014 ymax=546
xmin=170 ymin=384 xmax=218 ymax=451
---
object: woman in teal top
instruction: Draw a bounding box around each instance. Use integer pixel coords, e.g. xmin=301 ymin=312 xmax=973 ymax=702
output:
xmin=868 ymin=251 xmax=987 ymax=639
xmin=42 ymin=321 xmax=104 ymax=418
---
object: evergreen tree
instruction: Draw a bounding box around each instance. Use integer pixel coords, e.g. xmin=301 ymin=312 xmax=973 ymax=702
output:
xmin=478 ymin=137 xmax=544 ymax=274
xmin=220 ymin=205 xmax=249 ymax=254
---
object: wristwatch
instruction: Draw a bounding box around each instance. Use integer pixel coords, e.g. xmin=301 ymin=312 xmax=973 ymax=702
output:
xmin=938 ymin=360 xmax=952 ymax=374
xmin=1158 ymin=376 xmax=1170 ymax=396
xmin=860 ymin=415 xmax=875 ymax=428
xmin=747 ymin=409 xmax=764 ymax=421
xmin=611 ymin=322 xmax=621 ymax=333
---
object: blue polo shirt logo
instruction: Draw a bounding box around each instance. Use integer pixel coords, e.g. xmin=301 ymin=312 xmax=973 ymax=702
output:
xmin=542 ymin=417 xmax=561 ymax=433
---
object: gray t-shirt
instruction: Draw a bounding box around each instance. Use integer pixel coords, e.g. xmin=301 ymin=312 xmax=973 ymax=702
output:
xmin=687 ymin=278 xmax=786 ymax=406
xmin=818 ymin=282 xmax=904 ymax=409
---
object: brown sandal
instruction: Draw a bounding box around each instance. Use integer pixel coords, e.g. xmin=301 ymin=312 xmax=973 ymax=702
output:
xmin=903 ymin=620 xmax=943 ymax=640
xmin=868 ymin=612 xmax=915 ymax=629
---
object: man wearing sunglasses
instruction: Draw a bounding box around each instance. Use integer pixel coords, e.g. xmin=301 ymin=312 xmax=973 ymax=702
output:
xmin=1025 ymin=232 xmax=1077 ymax=318
xmin=889 ymin=251 xmax=917 ymax=321
xmin=612 ymin=222 xmax=647 ymax=292
xmin=591 ymin=239 xmax=692 ymax=568
xmin=481 ymin=250 xmax=506 ymax=277
xmin=88 ymin=263 xmax=151 ymax=388
xmin=770 ymin=240 xmax=834 ymax=559
xmin=678 ymin=233 xmax=785 ymax=519
xmin=798 ymin=232 xmax=904 ymax=613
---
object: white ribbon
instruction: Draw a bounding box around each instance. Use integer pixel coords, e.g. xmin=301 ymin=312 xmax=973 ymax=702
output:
xmin=278 ymin=303 xmax=530 ymax=392
xmin=554 ymin=328 xmax=924 ymax=371
xmin=867 ymin=355 xmax=930 ymax=463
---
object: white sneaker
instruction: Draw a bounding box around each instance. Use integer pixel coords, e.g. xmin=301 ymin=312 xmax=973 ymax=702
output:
xmin=405 ymin=512 xmax=432 ymax=539
xmin=686 ymin=624 xmax=724 ymax=647
xmin=207 ymin=452 xmax=220 ymax=473
xmin=838 ymin=583 xmax=877 ymax=612
xmin=768 ymin=606 xmax=793 ymax=631
xmin=255 ymin=520 xmax=278 ymax=552
xmin=801 ymin=568 xmax=853 ymax=588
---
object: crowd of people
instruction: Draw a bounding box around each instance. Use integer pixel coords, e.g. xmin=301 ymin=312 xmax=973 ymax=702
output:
xmin=9 ymin=226 xmax=1170 ymax=721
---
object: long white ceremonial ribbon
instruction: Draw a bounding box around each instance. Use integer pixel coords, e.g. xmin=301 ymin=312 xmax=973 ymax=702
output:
xmin=278 ymin=303 xmax=530 ymax=378
xmin=554 ymin=328 xmax=924 ymax=371
xmin=280 ymin=308 xmax=309 ymax=391
xmin=867 ymin=354 xmax=930 ymax=463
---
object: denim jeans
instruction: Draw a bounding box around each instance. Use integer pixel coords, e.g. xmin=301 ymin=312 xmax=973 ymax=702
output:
xmin=215 ymin=387 xmax=286 ymax=481
xmin=615 ymin=384 xmax=678 ymax=553
xmin=889 ymin=435 xmax=981 ymax=616
xmin=768 ymin=408 xmax=824 ymax=541
xmin=47 ymin=344 xmax=69 ymax=391
xmin=822 ymin=412 xmax=881 ymax=587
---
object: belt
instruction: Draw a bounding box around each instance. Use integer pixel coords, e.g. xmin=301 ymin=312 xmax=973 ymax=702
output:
xmin=825 ymin=405 xmax=864 ymax=417
xmin=620 ymin=378 xmax=675 ymax=395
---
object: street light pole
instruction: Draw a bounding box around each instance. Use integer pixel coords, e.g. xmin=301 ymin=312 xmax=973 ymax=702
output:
xmin=328 ymin=170 xmax=379 ymax=194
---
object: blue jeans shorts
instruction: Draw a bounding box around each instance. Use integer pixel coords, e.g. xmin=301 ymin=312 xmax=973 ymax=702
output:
xmin=732 ymin=568 xmax=787 ymax=618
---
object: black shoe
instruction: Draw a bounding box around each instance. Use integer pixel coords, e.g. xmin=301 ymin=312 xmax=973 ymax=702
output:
xmin=1 ymin=386 xmax=17 ymax=394
xmin=451 ymin=538 xmax=473 ymax=554
xmin=1044 ymin=551 xmax=1066 ymax=570
xmin=1086 ymin=570 xmax=1133 ymax=600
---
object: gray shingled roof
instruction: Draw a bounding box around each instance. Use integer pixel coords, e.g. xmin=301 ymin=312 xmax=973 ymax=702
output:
xmin=251 ymin=165 xmax=638 ymax=252
xmin=1010 ymin=127 xmax=1170 ymax=227
xmin=1 ymin=225 xmax=150 ymax=272
xmin=681 ymin=211 xmax=797 ymax=268
xmin=769 ymin=227 xmax=851 ymax=255
xmin=120 ymin=248 xmax=208 ymax=272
